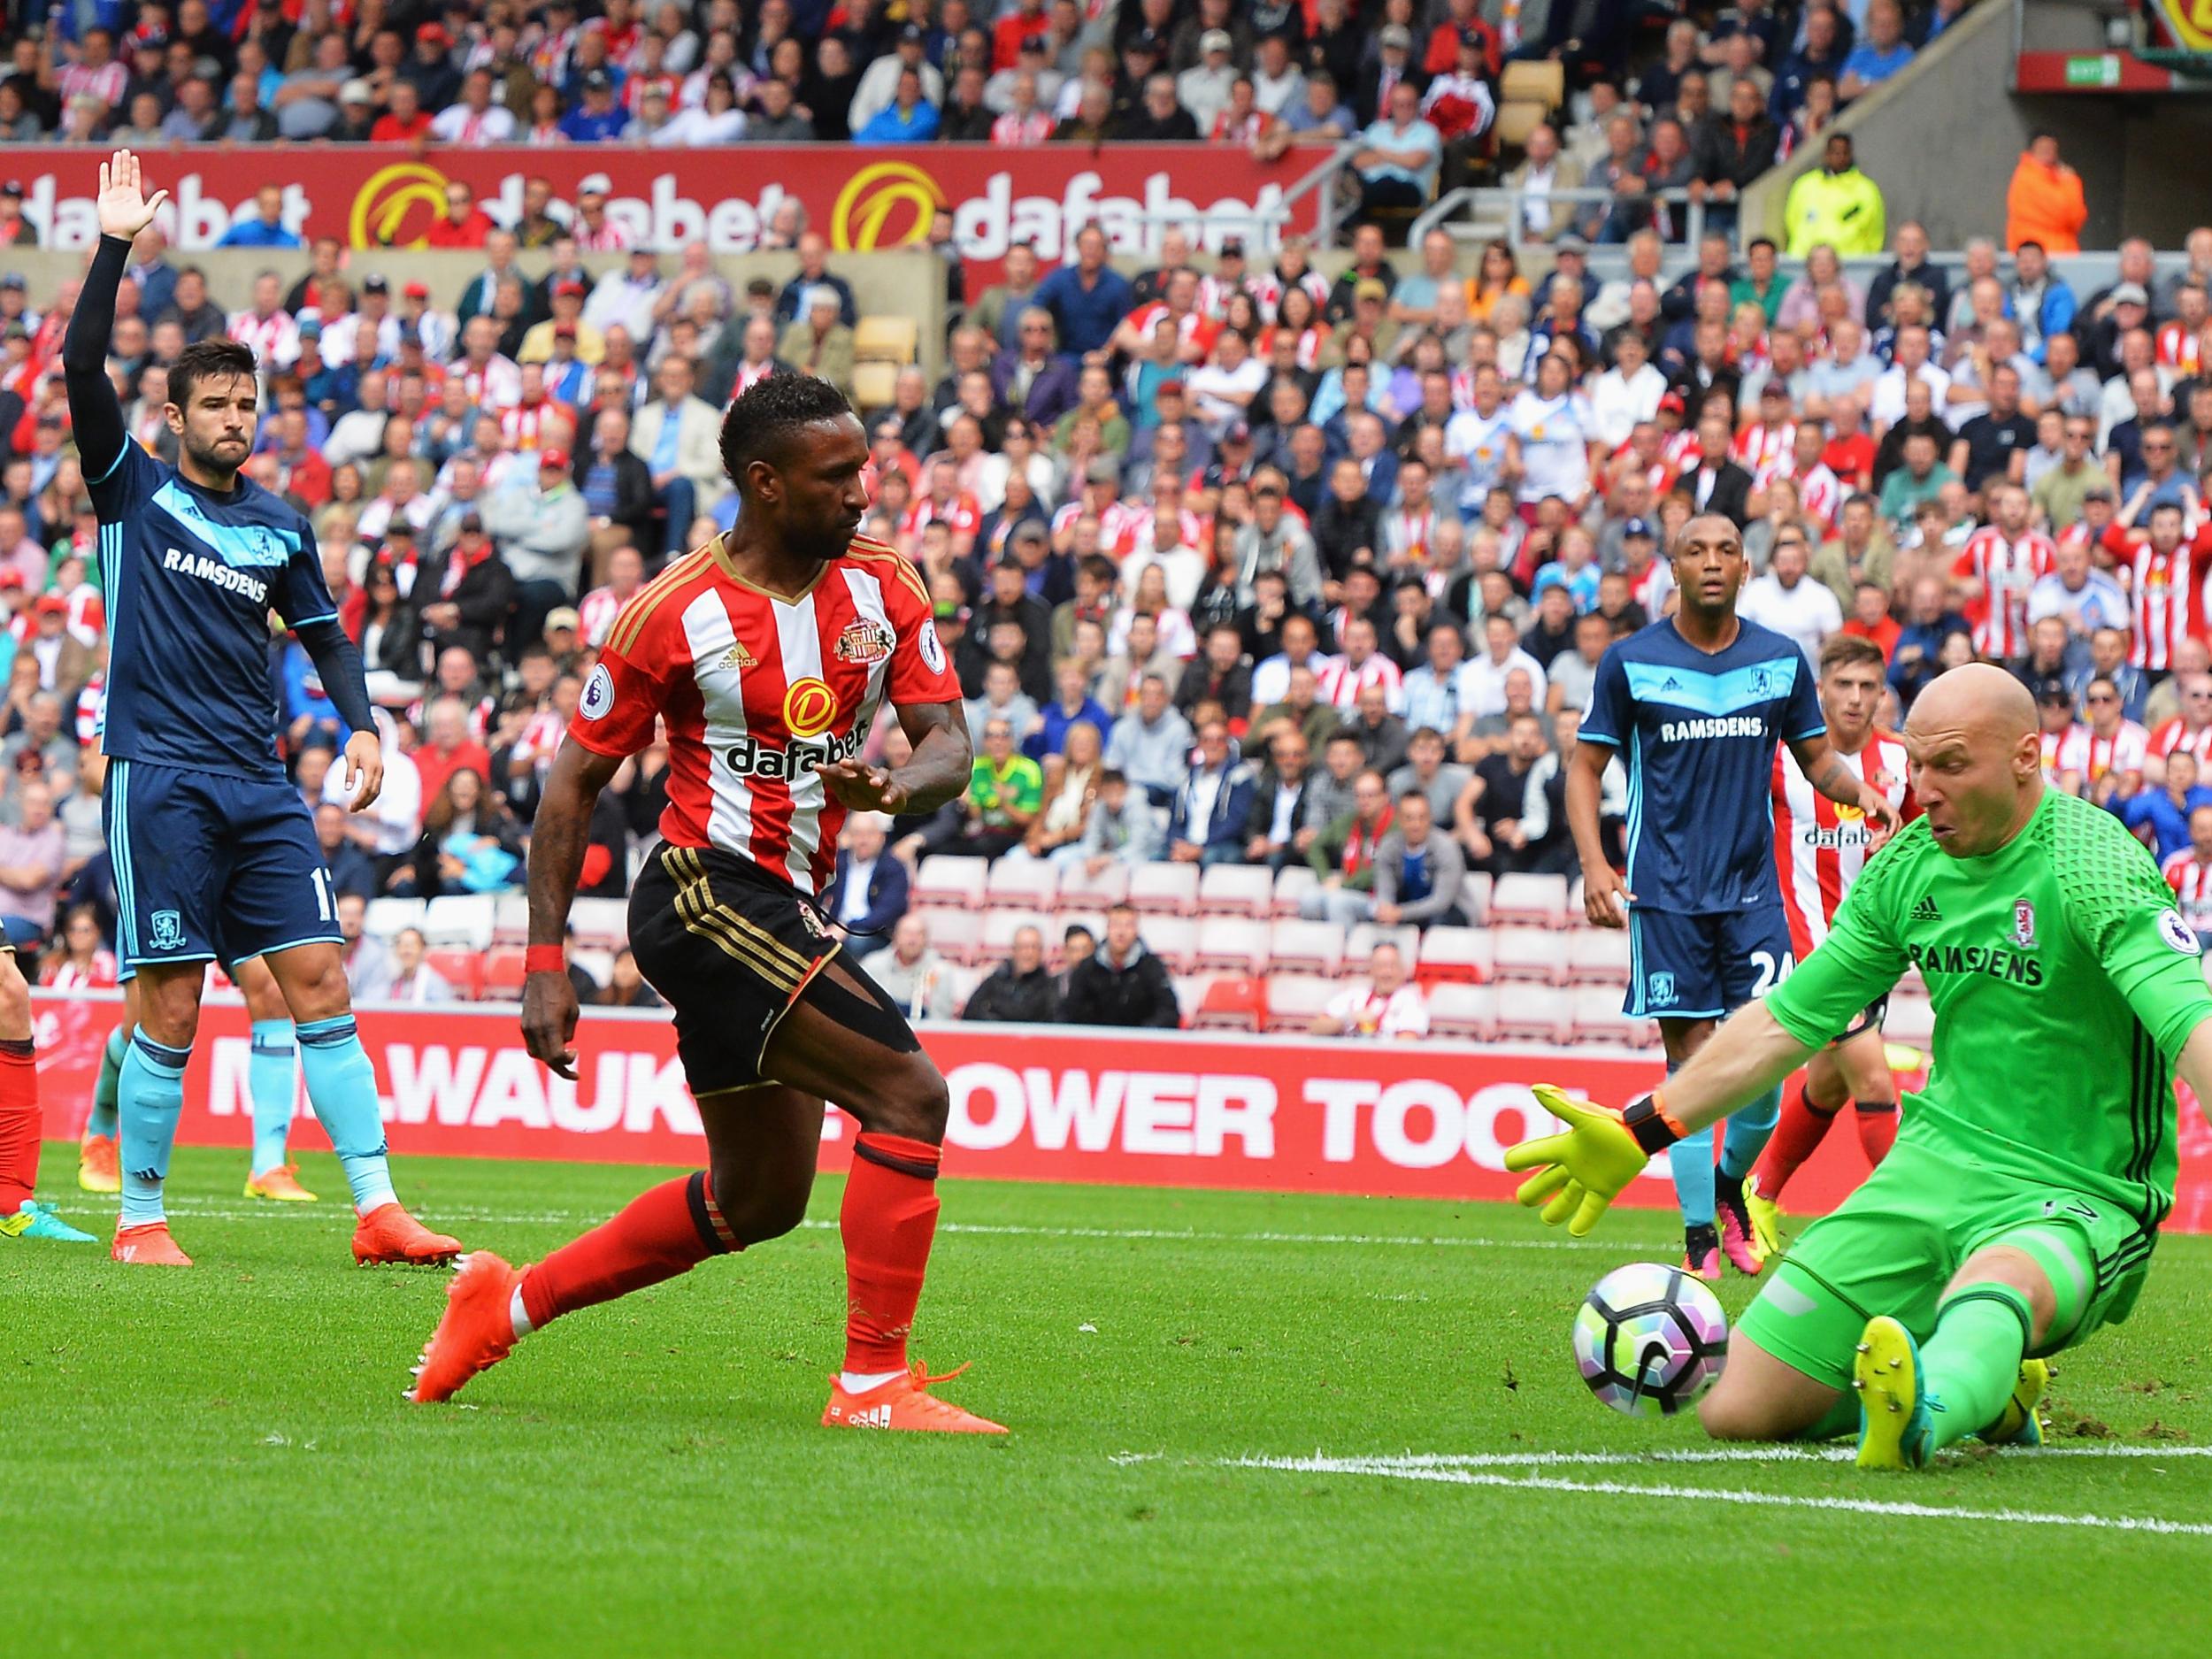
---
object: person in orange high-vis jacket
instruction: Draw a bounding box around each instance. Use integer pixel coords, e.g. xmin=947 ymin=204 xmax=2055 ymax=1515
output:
xmin=2005 ymin=133 xmax=2087 ymax=254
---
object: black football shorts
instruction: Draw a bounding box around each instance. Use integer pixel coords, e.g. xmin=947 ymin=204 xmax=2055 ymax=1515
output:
xmin=628 ymin=842 xmax=845 ymax=1094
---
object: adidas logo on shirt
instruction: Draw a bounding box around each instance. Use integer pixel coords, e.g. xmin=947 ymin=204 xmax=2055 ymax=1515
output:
xmin=1910 ymin=895 xmax=1942 ymax=922
xmin=719 ymin=640 xmax=757 ymax=670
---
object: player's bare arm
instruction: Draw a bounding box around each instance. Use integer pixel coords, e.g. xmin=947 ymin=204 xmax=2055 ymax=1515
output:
xmin=520 ymin=740 xmax=625 ymax=1079
xmin=1788 ymin=731 xmax=1902 ymax=846
xmin=817 ymin=698 xmax=972 ymax=817
xmin=1567 ymin=740 xmax=1631 ymax=926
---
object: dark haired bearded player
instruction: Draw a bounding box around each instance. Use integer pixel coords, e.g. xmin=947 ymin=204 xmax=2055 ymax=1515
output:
xmin=65 ymin=152 xmax=459 ymax=1269
xmin=409 ymin=373 xmax=1004 ymax=1433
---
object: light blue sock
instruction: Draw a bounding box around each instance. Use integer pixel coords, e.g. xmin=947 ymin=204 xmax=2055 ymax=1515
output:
xmin=118 ymin=1033 xmax=190 ymax=1228
xmin=87 ymin=1024 xmax=126 ymax=1141
xmin=296 ymin=1015 xmax=396 ymax=1215
xmin=1669 ymin=1126 xmax=1717 ymax=1228
xmin=1662 ymin=1057 xmax=1716 ymax=1228
xmin=1719 ymin=1086 xmax=1783 ymax=1182
xmin=249 ymin=1018 xmax=296 ymax=1176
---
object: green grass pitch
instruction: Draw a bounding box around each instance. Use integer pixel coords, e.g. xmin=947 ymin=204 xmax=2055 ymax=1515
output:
xmin=9 ymin=1142 xmax=2212 ymax=1655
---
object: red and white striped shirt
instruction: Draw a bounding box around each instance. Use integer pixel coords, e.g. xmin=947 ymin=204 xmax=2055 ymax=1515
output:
xmin=1121 ymin=303 xmax=1218 ymax=358
xmin=58 ymin=58 xmax=128 ymax=110
xmin=2156 ymin=320 xmax=2204 ymax=377
xmin=578 ymin=581 xmax=635 ymax=648
xmin=2149 ymin=715 xmax=2212 ymax=766
xmin=568 ymin=534 xmax=959 ymax=895
xmin=1660 ymin=427 xmax=1701 ymax=473
xmin=1770 ymin=732 xmax=1915 ymax=958
xmin=572 ymin=216 xmax=634 ymax=252
xmin=2163 ymin=847 xmax=2212 ymax=935
xmin=1316 ymin=653 xmax=1406 ymax=712
xmin=990 ymin=109 xmax=1054 ymax=146
xmin=1730 ymin=420 xmax=1794 ymax=490
xmin=1951 ymin=526 xmax=2055 ymax=660
xmin=1249 ymin=268 xmax=1329 ymax=324
xmin=227 ymin=307 xmax=300 ymax=371
xmin=41 ymin=949 xmax=119 ymax=991
xmin=2108 ymin=524 xmax=2212 ymax=672
xmin=2056 ymin=720 xmax=2148 ymax=789
xmin=1778 ymin=458 xmax=1841 ymax=534
xmin=499 ymin=396 xmax=568 ymax=453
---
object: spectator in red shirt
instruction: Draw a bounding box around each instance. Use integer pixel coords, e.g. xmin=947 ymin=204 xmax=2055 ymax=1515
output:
xmin=370 ymin=81 xmax=434 ymax=142
xmin=1840 ymin=580 xmax=1901 ymax=661
xmin=993 ymin=0 xmax=1050 ymax=71
xmin=422 ymin=180 xmax=495 ymax=250
xmin=411 ymin=696 xmax=495 ymax=808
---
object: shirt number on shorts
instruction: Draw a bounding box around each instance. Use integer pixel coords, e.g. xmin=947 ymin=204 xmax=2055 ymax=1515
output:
xmin=310 ymin=867 xmax=335 ymax=924
xmin=1748 ymin=948 xmax=1795 ymax=997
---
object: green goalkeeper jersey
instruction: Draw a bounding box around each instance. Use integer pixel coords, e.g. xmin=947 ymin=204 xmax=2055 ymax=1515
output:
xmin=1764 ymin=787 xmax=2212 ymax=1230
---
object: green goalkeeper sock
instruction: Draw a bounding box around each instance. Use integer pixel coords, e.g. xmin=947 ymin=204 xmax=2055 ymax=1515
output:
xmin=1921 ymin=1287 xmax=2034 ymax=1452
xmin=1798 ymin=1394 xmax=1864 ymax=1443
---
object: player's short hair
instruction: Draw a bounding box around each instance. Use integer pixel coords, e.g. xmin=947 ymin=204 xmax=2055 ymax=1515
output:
xmin=718 ymin=372 xmax=855 ymax=490
xmin=168 ymin=336 xmax=259 ymax=411
xmin=1818 ymin=634 xmax=1886 ymax=678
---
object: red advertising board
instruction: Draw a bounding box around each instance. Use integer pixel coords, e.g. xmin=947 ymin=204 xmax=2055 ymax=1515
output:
xmin=1 ymin=144 xmax=1315 ymax=280
xmin=35 ymin=992 xmax=2212 ymax=1230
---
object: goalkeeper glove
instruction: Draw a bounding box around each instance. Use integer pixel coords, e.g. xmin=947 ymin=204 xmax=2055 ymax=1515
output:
xmin=1502 ymin=1084 xmax=1686 ymax=1236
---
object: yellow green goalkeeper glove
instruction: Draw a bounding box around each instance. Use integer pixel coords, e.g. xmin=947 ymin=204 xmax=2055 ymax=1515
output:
xmin=1503 ymin=1084 xmax=1680 ymax=1236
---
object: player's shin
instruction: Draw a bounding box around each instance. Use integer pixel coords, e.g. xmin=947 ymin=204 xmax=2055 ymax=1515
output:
xmin=840 ymin=1132 xmax=942 ymax=1389
xmin=1718 ymin=1087 xmax=1782 ymax=1183
xmin=1750 ymin=1082 xmax=1839 ymax=1202
xmin=87 ymin=1023 xmax=125 ymax=1141
xmin=294 ymin=1015 xmax=396 ymax=1214
xmin=1855 ymin=1099 xmax=1898 ymax=1164
xmin=0 ymin=1038 xmax=39 ymax=1213
xmin=1920 ymin=1287 xmax=2036 ymax=1452
xmin=1668 ymin=1128 xmax=1716 ymax=1227
xmin=117 ymin=1033 xmax=189 ymax=1226
xmin=518 ymin=1171 xmax=734 ymax=1332
xmin=248 ymin=1019 xmax=296 ymax=1178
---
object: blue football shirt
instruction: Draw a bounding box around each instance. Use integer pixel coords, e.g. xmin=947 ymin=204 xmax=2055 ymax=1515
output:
xmin=88 ymin=443 xmax=339 ymax=781
xmin=1578 ymin=617 xmax=1826 ymax=915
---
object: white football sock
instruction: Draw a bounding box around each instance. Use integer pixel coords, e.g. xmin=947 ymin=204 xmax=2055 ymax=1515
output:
xmin=509 ymin=1285 xmax=534 ymax=1338
xmin=840 ymin=1370 xmax=903 ymax=1394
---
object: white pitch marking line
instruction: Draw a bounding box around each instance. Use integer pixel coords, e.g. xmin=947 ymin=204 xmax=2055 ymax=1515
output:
xmin=128 ymin=1202 xmax=1641 ymax=1251
xmin=1238 ymin=1446 xmax=2212 ymax=1471
xmin=1233 ymin=1454 xmax=2212 ymax=1536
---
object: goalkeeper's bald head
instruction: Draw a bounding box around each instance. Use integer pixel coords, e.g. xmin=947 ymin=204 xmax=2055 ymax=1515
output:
xmin=1906 ymin=663 xmax=2043 ymax=857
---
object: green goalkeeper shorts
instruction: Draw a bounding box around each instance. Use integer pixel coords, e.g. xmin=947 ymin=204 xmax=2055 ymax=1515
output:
xmin=1736 ymin=1140 xmax=2158 ymax=1391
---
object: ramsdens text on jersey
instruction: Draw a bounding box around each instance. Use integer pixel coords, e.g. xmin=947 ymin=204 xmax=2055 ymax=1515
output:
xmin=1903 ymin=941 xmax=2047 ymax=986
xmin=162 ymin=547 xmax=270 ymax=603
xmin=1659 ymin=716 xmax=1770 ymax=741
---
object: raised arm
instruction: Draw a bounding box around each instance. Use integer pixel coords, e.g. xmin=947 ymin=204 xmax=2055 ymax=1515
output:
xmin=66 ymin=153 xmax=166 ymax=484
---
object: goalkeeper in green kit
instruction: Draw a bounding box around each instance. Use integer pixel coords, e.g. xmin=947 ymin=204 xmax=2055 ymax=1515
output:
xmin=1507 ymin=664 xmax=2212 ymax=1470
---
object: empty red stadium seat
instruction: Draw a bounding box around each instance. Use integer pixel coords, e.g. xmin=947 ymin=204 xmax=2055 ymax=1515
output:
xmin=1426 ymin=984 xmax=1497 ymax=1041
xmin=1416 ymin=926 xmax=1493 ymax=984
xmin=1490 ymin=872 xmax=1570 ymax=928
xmin=1491 ymin=926 xmax=1569 ymax=985
xmin=1261 ymin=973 xmax=1335 ymax=1033
xmin=1197 ymin=864 xmax=1274 ymax=918
xmin=483 ymin=949 xmax=528 ymax=1000
xmin=913 ymin=856 xmax=989 ymax=909
xmin=1193 ymin=976 xmax=1266 ymax=1032
xmin=1128 ymin=863 xmax=1200 ymax=915
xmin=426 ymin=949 xmax=483 ymax=1000
xmin=1193 ymin=918 xmax=1270 ymax=974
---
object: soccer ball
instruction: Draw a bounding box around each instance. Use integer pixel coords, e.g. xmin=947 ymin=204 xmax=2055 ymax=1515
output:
xmin=1572 ymin=1262 xmax=1729 ymax=1417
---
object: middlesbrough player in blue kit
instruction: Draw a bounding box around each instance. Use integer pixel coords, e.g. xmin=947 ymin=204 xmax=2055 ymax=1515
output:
xmin=67 ymin=151 xmax=460 ymax=1267
xmin=1568 ymin=514 xmax=1901 ymax=1279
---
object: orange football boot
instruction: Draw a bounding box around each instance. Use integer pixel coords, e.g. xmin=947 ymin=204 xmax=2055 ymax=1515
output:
xmin=352 ymin=1202 xmax=463 ymax=1266
xmin=111 ymin=1221 xmax=194 ymax=1266
xmin=245 ymin=1162 xmax=319 ymax=1202
xmin=408 ymin=1251 xmax=524 ymax=1403
xmin=822 ymin=1362 xmax=1008 ymax=1433
xmin=78 ymin=1133 xmax=119 ymax=1194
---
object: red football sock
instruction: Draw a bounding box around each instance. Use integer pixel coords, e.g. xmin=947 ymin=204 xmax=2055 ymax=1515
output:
xmin=519 ymin=1171 xmax=734 ymax=1330
xmin=841 ymin=1132 xmax=942 ymax=1376
xmin=0 ymin=1041 xmax=40 ymax=1213
xmin=1855 ymin=1100 xmax=1899 ymax=1165
xmin=1749 ymin=1082 xmax=1839 ymax=1203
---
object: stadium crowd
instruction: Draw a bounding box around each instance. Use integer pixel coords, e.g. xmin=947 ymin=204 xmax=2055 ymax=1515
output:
xmin=0 ymin=1 xmax=2196 ymax=1032
xmin=0 ymin=0 xmax=1989 ymax=237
